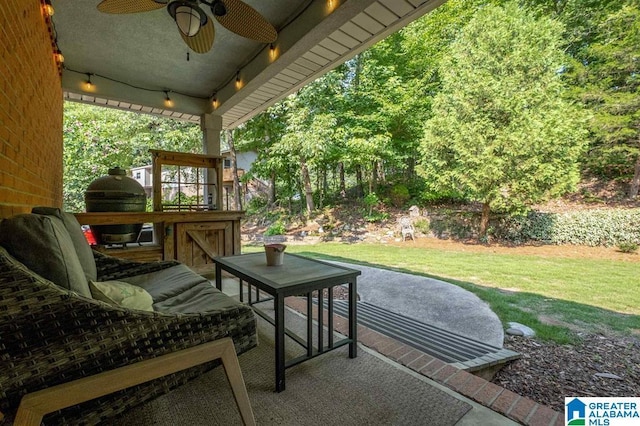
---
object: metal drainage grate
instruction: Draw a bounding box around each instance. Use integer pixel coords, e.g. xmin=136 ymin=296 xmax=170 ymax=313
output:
xmin=326 ymin=300 xmax=520 ymax=371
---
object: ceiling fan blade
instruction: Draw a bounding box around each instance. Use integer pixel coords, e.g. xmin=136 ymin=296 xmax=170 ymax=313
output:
xmin=214 ymin=0 xmax=277 ymax=43
xmin=97 ymin=0 xmax=165 ymax=14
xmin=179 ymin=17 xmax=215 ymax=53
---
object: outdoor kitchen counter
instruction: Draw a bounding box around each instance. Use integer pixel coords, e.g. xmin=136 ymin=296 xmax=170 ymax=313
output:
xmin=75 ymin=211 xmax=244 ymax=267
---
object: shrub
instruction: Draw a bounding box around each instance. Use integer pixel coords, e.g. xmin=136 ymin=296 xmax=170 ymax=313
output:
xmin=363 ymin=192 xmax=380 ymax=217
xmin=618 ymin=242 xmax=639 ymax=254
xmin=428 ymin=211 xmax=478 ymax=240
xmin=264 ymin=221 xmax=286 ymax=236
xmin=413 ymin=218 xmax=430 ymax=234
xmin=365 ymin=211 xmax=390 ymax=223
xmin=363 ymin=193 xmax=380 ymax=210
xmin=421 ymin=207 xmax=640 ymax=246
xmin=245 ymin=196 xmax=269 ymax=216
xmin=495 ymin=208 xmax=640 ymax=247
xmin=389 ymin=184 xmax=410 ymax=207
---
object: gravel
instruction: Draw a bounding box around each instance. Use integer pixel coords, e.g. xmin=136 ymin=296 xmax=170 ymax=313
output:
xmin=492 ymin=334 xmax=640 ymax=412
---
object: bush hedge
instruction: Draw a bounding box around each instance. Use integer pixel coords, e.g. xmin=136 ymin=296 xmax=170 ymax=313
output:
xmin=495 ymin=209 xmax=640 ymax=246
xmin=426 ymin=208 xmax=640 ymax=247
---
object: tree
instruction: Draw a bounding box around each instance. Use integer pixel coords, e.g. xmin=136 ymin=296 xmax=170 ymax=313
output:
xmin=224 ymin=130 xmax=242 ymax=210
xmin=576 ymin=4 xmax=640 ymax=196
xmin=418 ymin=2 xmax=589 ymax=236
xmin=63 ymin=102 xmax=201 ymax=211
xmin=233 ymin=103 xmax=290 ymax=205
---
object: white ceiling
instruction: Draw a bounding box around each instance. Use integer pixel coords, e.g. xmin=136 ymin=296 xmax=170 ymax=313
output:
xmin=52 ymin=0 xmax=446 ymax=129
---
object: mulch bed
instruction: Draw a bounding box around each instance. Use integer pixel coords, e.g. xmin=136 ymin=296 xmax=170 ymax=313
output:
xmin=493 ymin=334 xmax=640 ymax=412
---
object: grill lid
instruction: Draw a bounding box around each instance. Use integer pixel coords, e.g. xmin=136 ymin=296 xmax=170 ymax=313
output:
xmin=85 ymin=167 xmax=146 ymax=199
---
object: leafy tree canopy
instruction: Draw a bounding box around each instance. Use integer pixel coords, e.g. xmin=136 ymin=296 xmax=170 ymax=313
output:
xmin=63 ymin=102 xmax=202 ymax=211
xmin=576 ymin=4 xmax=640 ymax=192
xmin=418 ymin=2 xmax=589 ymax=233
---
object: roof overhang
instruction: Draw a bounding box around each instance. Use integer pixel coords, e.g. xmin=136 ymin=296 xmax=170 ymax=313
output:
xmin=52 ymin=0 xmax=446 ymax=129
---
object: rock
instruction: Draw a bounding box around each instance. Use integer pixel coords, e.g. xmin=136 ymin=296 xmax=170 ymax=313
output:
xmin=594 ymin=373 xmax=623 ymax=380
xmin=507 ymin=322 xmax=536 ymax=337
xmin=506 ymin=328 xmax=525 ymax=336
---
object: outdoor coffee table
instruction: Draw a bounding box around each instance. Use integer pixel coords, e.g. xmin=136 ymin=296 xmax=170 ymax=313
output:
xmin=213 ymin=252 xmax=361 ymax=392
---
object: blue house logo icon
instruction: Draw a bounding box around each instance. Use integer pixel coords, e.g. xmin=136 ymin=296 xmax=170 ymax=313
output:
xmin=566 ymin=398 xmax=586 ymax=425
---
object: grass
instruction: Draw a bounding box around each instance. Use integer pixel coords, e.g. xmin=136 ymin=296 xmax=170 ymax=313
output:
xmin=244 ymin=242 xmax=640 ymax=344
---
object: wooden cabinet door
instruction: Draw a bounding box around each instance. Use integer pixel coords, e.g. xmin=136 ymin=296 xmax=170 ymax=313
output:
xmin=176 ymin=221 xmax=233 ymax=271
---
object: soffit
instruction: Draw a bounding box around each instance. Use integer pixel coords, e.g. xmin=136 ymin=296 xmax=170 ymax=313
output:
xmin=52 ymin=0 xmax=446 ymax=129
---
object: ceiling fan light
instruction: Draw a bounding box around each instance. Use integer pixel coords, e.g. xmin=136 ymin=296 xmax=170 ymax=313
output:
xmin=175 ymin=5 xmax=201 ymax=37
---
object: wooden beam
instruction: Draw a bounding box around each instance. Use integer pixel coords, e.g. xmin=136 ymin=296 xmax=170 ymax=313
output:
xmin=75 ymin=211 xmax=245 ymax=225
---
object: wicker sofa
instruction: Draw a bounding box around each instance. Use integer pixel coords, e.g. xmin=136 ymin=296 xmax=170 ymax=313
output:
xmin=0 ymin=209 xmax=257 ymax=424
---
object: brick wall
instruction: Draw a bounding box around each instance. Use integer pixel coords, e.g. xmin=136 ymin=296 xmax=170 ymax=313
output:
xmin=0 ymin=0 xmax=63 ymax=219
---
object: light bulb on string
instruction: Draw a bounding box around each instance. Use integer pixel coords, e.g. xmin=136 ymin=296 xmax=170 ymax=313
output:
xmin=164 ymin=91 xmax=174 ymax=108
xmin=269 ymin=43 xmax=277 ymax=61
xmin=83 ymin=73 xmax=94 ymax=91
xmin=43 ymin=0 xmax=54 ymax=17
xmin=53 ymin=48 xmax=64 ymax=63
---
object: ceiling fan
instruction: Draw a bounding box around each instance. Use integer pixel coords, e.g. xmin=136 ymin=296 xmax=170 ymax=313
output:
xmin=97 ymin=0 xmax=278 ymax=54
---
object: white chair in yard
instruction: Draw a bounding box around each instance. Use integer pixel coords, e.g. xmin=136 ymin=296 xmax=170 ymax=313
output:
xmin=399 ymin=217 xmax=415 ymax=241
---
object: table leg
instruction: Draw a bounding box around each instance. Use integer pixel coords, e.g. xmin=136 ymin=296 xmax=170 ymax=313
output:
xmin=275 ymin=295 xmax=286 ymax=392
xmin=215 ymin=264 xmax=222 ymax=290
xmin=306 ymin=293 xmax=313 ymax=357
xmin=328 ymin=287 xmax=334 ymax=348
xmin=348 ymin=279 xmax=357 ymax=358
xmin=318 ymin=290 xmax=324 ymax=352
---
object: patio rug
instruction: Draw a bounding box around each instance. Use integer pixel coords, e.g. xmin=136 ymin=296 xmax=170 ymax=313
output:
xmin=112 ymin=308 xmax=472 ymax=425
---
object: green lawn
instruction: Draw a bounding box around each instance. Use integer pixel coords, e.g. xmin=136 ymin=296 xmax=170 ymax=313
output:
xmin=245 ymin=242 xmax=640 ymax=343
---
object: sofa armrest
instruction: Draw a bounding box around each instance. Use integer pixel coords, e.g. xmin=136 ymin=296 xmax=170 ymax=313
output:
xmin=93 ymin=250 xmax=180 ymax=281
xmin=15 ymin=338 xmax=256 ymax=426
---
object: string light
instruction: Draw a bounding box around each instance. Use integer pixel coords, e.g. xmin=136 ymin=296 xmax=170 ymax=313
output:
xmin=235 ymin=71 xmax=242 ymax=89
xmin=83 ymin=73 xmax=94 ymax=91
xmin=212 ymin=96 xmax=219 ymax=109
xmin=163 ymin=91 xmax=174 ymax=108
xmin=65 ymin=67 xmax=211 ymax=104
xmin=269 ymin=43 xmax=278 ymax=62
xmin=327 ymin=0 xmax=339 ymax=13
xmin=53 ymin=48 xmax=64 ymax=63
xmin=43 ymin=0 xmax=54 ymax=17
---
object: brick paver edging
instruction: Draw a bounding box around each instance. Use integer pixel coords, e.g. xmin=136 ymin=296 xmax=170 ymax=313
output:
xmin=284 ymin=297 xmax=563 ymax=426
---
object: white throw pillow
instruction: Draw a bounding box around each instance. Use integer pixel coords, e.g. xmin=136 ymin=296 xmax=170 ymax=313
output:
xmin=89 ymin=280 xmax=154 ymax=312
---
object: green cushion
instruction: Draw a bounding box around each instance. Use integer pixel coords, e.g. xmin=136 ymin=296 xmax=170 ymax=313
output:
xmin=89 ymin=280 xmax=154 ymax=311
xmin=32 ymin=207 xmax=97 ymax=281
xmin=0 ymin=214 xmax=91 ymax=297
xmin=120 ymin=264 xmax=238 ymax=314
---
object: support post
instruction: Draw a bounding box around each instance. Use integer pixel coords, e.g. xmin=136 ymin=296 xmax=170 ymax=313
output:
xmin=201 ymin=113 xmax=223 ymax=209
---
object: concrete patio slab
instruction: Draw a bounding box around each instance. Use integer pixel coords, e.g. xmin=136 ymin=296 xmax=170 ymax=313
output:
xmin=329 ymin=261 xmax=505 ymax=348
